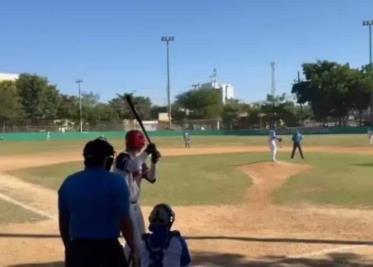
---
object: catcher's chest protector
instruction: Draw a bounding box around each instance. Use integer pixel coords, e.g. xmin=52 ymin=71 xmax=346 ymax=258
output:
xmin=142 ymin=231 xmax=181 ymax=267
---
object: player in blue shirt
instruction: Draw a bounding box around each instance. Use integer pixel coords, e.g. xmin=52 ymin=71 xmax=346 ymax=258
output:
xmin=140 ymin=204 xmax=191 ymax=267
xmin=291 ymin=129 xmax=304 ymax=159
xmin=58 ymin=138 xmax=138 ymax=267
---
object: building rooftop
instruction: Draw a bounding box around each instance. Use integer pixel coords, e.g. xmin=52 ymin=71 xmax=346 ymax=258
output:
xmin=0 ymin=73 xmax=19 ymax=82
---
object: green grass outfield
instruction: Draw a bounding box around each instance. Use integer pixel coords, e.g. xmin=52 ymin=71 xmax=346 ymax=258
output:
xmin=7 ymin=149 xmax=373 ymax=208
xmin=0 ymin=134 xmax=371 ymax=156
xmin=274 ymin=152 xmax=373 ymax=207
xmin=0 ymin=198 xmax=45 ymax=224
xmin=2 ymin=134 xmax=373 ymax=225
xmin=7 ymin=153 xmax=268 ymax=206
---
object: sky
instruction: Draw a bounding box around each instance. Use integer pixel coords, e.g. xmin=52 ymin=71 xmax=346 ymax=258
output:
xmin=0 ymin=0 xmax=372 ymax=105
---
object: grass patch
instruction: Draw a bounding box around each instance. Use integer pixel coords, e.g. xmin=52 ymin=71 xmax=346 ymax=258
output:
xmin=8 ymin=153 xmax=269 ymax=206
xmin=0 ymin=134 xmax=370 ymax=157
xmin=0 ymin=198 xmax=45 ymax=224
xmin=274 ymin=153 xmax=373 ymax=207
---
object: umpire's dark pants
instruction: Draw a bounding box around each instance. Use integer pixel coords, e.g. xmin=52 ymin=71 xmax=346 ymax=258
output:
xmin=65 ymin=239 xmax=127 ymax=267
xmin=291 ymin=142 xmax=304 ymax=159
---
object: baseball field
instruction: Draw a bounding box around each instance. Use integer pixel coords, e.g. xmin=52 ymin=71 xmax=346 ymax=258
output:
xmin=2 ymin=134 xmax=373 ymax=266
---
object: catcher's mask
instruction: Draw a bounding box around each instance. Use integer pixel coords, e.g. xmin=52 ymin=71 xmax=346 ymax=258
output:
xmin=125 ymin=129 xmax=146 ymax=151
xmin=83 ymin=137 xmax=115 ymax=170
xmin=148 ymin=203 xmax=175 ymax=229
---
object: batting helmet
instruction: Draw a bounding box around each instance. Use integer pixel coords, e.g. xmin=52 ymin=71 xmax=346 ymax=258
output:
xmin=125 ymin=129 xmax=146 ymax=150
xmin=149 ymin=203 xmax=175 ymax=228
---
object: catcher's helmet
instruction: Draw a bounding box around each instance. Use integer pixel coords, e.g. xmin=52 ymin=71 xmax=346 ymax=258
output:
xmin=125 ymin=129 xmax=146 ymax=150
xmin=149 ymin=203 xmax=175 ymax=228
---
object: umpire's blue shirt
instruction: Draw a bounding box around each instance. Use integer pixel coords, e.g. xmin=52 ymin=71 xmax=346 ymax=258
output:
xmin=58 ymin=168 xmax=129 ymax=239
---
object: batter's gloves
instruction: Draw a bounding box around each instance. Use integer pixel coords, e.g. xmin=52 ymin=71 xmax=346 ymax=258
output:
xmin=151 ymin=150 xmax=161 ymax=164
xmin=145 ymin=143 xmax=157 ymax=154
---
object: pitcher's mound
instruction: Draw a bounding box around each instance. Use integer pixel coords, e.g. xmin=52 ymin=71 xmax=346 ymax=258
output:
xmin=239 ymin=161 xmax=312 ymax=207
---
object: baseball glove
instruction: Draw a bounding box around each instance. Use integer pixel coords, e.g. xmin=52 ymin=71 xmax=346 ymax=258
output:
xmin=278 ymin=137 xmax=283 ymax=142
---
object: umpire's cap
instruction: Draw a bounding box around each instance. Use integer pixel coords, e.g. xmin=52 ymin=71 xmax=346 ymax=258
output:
xmin=83 ymin=138 xmax=115 ymax=166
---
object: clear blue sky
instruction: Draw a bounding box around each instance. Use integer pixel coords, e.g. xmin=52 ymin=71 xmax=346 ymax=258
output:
xmin=0 ymin=0 xmax=372 ymax=105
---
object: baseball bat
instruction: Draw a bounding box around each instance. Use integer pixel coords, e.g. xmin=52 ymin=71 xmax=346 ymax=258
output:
xmin=125 ymin=94 xmax=152 ymax=144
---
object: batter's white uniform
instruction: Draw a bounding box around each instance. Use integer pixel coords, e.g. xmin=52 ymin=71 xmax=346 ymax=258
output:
xmin=268 ymin=130 xmax=278 ymax=162
xmin=113 ymin=152 xmax=156 ymax=252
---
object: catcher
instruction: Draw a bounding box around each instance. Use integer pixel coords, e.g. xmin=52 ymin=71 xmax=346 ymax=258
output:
xmin=268 ymin=126 xmax=282 ymax=162
xmin=140 ymin=203 xmax=191 ymax=267
xmin=113 ymin=130 xmax=161 ymax=256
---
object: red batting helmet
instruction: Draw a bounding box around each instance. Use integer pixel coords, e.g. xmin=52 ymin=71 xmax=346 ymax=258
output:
xmin=125 ymin=129 xmax=146 ymax=150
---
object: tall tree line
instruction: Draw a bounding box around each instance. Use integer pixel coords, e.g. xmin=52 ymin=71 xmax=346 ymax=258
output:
xmin=0 ymin=73 xmax=156 ymax=128
xmin=292 ymin=60 xmax=373 ymax=126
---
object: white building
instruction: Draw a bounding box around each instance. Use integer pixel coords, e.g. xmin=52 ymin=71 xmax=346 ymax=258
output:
xmin=0 ymin=73 xmax=19 ymax=82
xmin=196 ymin=81 xmax=235 ymax=104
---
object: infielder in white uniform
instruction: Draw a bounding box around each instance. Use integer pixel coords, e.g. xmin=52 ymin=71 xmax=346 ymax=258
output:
xmin=268 ymin=127 xmax=282 ymax=162
xmin=113 ymin=130 xmax=161 ymax=257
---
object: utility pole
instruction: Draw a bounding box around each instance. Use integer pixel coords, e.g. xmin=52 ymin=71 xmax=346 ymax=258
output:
xmin=161 ymin=36 xmax=174 ymax=129
xmin=363 ymin=20 xmax=373 ymax=123
xmin=210 ymin=68 xmax=217 ymax=86
xmin=75 ymin=79 xmax=83 ymax=132
xmin=271 ymin=61 xmax=276 ymax=106
xmin=271 ymin=62 xmax=276 ymax=125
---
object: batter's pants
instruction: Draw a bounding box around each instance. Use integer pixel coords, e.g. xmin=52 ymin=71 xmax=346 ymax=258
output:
xmin=65 ymin=239 xmax=127 ymax=267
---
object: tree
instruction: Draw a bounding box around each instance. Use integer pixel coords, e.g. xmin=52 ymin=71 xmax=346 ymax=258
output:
xmin=292 ymin=61 xmax=359 ymax=125
xmin=16 ymin=73 xmax=60 ymax=121
xmin=0 ymin=81 xmax=22 ymax=123
xmin=150 ymin=105 xmax=167 ymax=120
xmin=109 ymin=93 xmax=152 ymax=120
xmin=57 ymin=94 xmax=79 ymax=123
xmin=347 ymin=68 xmax=372 ymax=125
xmin=222 ymin=99 xmax=250 ymax=129
xmin=175 ymin=88 xmax=223 ymax=119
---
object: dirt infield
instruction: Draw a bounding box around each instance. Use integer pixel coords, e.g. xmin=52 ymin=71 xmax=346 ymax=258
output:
xmin=1 ymin=146 xmax=373 ymax=266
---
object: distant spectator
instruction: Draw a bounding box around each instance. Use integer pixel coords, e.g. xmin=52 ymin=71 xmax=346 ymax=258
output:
xmin=291 ymin=129 xmax=304 ymax=159
xmin=140 ymin=204 xmax=191 ymax=267
xmin=58 ymin=138 xmax=138 ymax=267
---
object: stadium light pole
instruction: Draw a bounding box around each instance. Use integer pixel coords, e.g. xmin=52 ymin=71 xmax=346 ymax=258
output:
xmin=161 ymin=36 xmax=174 ymax=129
xmin=76 ymin=79 xmax=83 ymax=132
xmin=363 ymin=20 xmax=373 ymax=67
xmin=363 ymin=20 xmax=373 ymax=123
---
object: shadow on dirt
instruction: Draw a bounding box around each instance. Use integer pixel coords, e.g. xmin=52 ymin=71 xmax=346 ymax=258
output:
xmin=8 ymin=263 xmax=63 ymax=267
xmin=185 ymin=235 xmax=373 ymax=246
xmin=9 ymin=252 xmax=371 ymax=267
xmin=193 ymin=251 xmax=371 ymax=266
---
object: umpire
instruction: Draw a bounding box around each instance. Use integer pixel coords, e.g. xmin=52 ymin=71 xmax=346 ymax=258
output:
xmin=291 ymin=129 xmax=304 ymax=159
xmin=58 ymin=138 xmax=137 ymax=267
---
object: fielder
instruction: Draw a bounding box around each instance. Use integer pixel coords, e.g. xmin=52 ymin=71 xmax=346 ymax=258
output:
xmin=113 ymin=129 xmax=161 ymax=255
xmin=268 ymin=127 xmax=282 ymax=162
xmin=183 ymin=130 xmax=191 ymax=148
xmin=368 ymin=127 xmax=373 ymax=145
xmin=140 ymin=203 xmax=191 ymax=267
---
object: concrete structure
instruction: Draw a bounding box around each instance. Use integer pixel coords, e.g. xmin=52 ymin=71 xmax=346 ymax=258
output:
xmin=196 ymin=81 xmax=235 ymax=104
xmin=0 ymin=73 xmax=19 ymax=82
